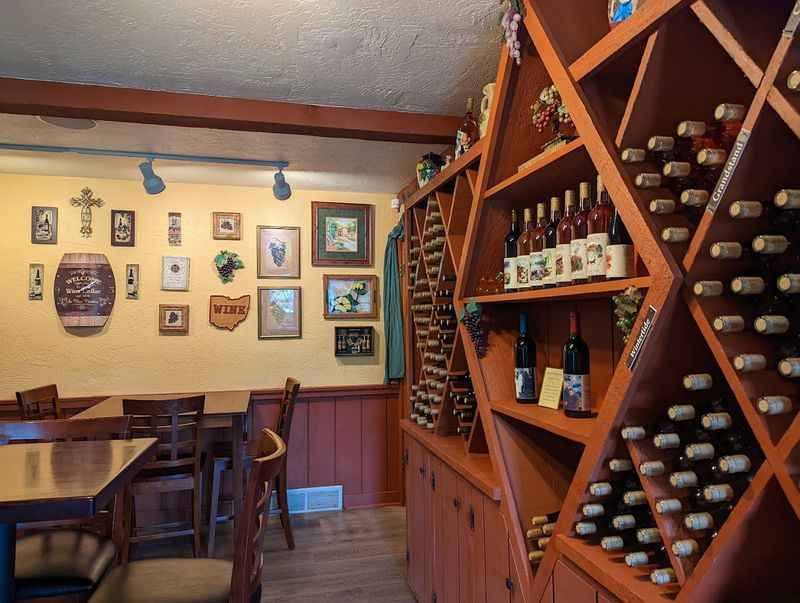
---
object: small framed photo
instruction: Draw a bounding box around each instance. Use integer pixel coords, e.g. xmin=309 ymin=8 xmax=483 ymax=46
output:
xmin=159 ymin=304 xmax=189 ymax=334
xmin=323 ymin=275 xmax=378 ymax=320
xmin=31 ymin=206 xmax=58 ymax=244
xmin=168 ymin=212 xmax=182 ymax=246
xmin=257 ymin=226 xmax=300 ymax=278
xmin=125 ymin=264 xmax=140 ymax=299
xmin=258 ymin=287 xmax=302 ymax=339
xmin=111 ymin=210 xmax=135 ymax=246
xmin=29 ymin=264 xmax=44 ymax=300
xmin=312 ymin=202 xmax=374 ymax=266
xmin=335 ymin=326 xmax=375 ymax=356
xmin=162 ymin=256 xmax=190 ymax=291
xmin=213 ymin=212 xmax=242 ymax=240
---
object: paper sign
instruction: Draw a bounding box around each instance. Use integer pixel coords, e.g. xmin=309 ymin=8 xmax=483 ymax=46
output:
xmin=538 ymin=368 xmax=564 ymax=410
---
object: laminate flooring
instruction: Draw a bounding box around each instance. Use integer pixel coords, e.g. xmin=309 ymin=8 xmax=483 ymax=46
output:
xmin=132 ymin=505 xmax=416 ymax=603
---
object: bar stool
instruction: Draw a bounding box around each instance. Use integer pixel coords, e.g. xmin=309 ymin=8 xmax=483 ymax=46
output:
xmin=206 ymin=378 xmax=300 ymax=557
xmin=15 ymin=384 xmax=62 ymax=419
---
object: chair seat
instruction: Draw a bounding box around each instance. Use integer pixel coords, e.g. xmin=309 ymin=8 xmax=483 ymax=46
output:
xmin=15 ymin=529 xmax=117 ymax=599
xmin=88 ymin=558 xmax=233 ymax=603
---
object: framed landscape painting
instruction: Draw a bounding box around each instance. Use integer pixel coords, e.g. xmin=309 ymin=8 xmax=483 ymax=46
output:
xmin=258 ymin=287 xmax=302 ymax=339
xmin=323 ymin=275 xmax=378 ymax=320
xmin=311 ymin=202 xmax=374 ymax=266
xmin=257 ymin=226 xmax=300 ymax=278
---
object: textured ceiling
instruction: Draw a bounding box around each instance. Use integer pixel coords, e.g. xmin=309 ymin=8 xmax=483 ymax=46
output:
xmin=0 ymin=0 xmax=500 ymax=114
xmin=0 ymin=113 xmax=440 ymax=193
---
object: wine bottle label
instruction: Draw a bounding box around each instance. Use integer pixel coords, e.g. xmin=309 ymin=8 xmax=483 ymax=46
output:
xmin=515 ymin=368 xmax=537 ymax=401
xmin=701 ymin=412 xmax=732 ymax=430
xmin=731 ymin=276 xmax=765 ymax=295
xmin=697 ymin=148 xmax=727 ymax=166
xmin=683 ymin=373 xmax=713 ymax=390
xmin=516 ymin=255 xmax=531 ymax=287
xmin=530 ymin=252 xmax=545 ymax=287
xmin=563 ymin=373 xmax=591 ymax=412
xmin=582 ymin=504 xmax=605 ymax=518
xmin=774 ymin=189 xmax=800 ymax=209
xmin=636 ymin=528 xmax=661 ymax=544
xmin=503 ymin=256 xmax=518 ymax=290
xmin=778 ymin=273 xmax=800 ymax=293
xmin=672 ymin=539 xmax=701 ymax=558
xmin=720 ymin=454 xmax=751 ymax=474
xmin=589 ymin=482 xmax=613 ymax=497
xmin=733 ymin=354 xmax=767 ymax=372
xmin=601 ymin=536 xmax=624 ymax=551
xmin=621 ymin=148 xmax=646 ymax=163
xmin=625 ymin=552 xmax=649 ymax=567
xmin=649 ymin=198 xmax=676 ymax=214
xmin=757 ymin=396 xmax=792 ymax=415
xmin=655 ymin=498 xmax=682 ymax=515
xmin=528 ymin=550 xmax=545 ymax=562
xmin=686 ymin=443 xmax=715 ymax=460
xmin=668 ymin=404 xmax=696 ymax=421
xmin=651 ymin=568 xmax=676 ymax=585
xmin=574 ymin=522 xmax=596 ymax=536
xmin=713 ymin=315 xmax=745 ymax=333
xmin=542 ymin=248 xmax=556 ymax=285
xmin=639 ymin=461 xmax=665 ymax=477
xmin=586 ymin=233 xmax=609 ymax=277
xmin=681 ymin=189 xmax=710 ymax=207
xmin=648 ymin=136 xmax=675 ymax=151
xmin=729 ymin=200 xmax=763 ymax=218
xmin=612 ymin=514 xmax=636 ymax=530
xmin=623 ymin=490 xmax=647 ymax=506
xmin=635 ymin=173 xmax=661 ymax=189
xmin=710 ymin=241 xmax=743 ymax=259
xmin=715 ymin=103 xmax=746 ymax=122
xmin=569 ymin=239 xmax=588 ymax=280
xmin=609 ymin=458 xmax=633 ymax=472
xmin=663 ymin=161 xmax=692 ymax=178
xmin=677 ymin=120 xmax=707 ymax=137
xmin=755 ymin=315 xmax=790 ymax=334
xmin=685 ymin=512 xmax=714 ymax=530
xmin=779 ymin=358 xmax=800 ymax=378
xmin=703 ymin=484 xmax=734 ymax=503
xmin=621 ymin=426 xmax=646 ymax=441
xmin=605 ymin=244 xmax=633 ymax=278
xmin=669 ymin=471 xmax=699 ymax=488
xmin=556 ymin=243 xmax=572 ymax=283
xmin=661 ymin=227 xmax=690 ymax=243
xmin=653 ymin=433 xmax=680 ymax=449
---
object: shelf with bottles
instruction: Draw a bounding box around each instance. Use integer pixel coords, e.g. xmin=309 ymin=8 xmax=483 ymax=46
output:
xmin=768 ymin=26 xmax=800 ymax=139
xmin=405 ymin=139 xmax=483 ymax=210
xmin=490 ymin=399 xmax=595 ymax=445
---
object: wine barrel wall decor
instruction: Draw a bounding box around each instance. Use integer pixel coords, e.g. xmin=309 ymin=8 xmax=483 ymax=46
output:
xmin=53 ymin=253 xmax=116 ymax=328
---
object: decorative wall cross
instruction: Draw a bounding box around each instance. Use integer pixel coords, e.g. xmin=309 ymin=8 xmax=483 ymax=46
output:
xmin=70 ymin=187 xmax=104 ymax=238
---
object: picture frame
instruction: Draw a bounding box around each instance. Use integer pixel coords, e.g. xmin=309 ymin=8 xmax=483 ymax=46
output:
xmin=212 ymin=212 xmax=242 ymax=240
xmin=335 ymin=326 xmax=375 ymax=356
xmin=257 ymin=287 xmax=302 ymax=339
xmin=125 ymin=264 xmax=139 ymax=299
xmin=323 ymin=274 xmax=378 ymax=320
xmin=31 ymin=206 xmax=58 ymax=244
xmin=257 ymin=225 xmax=300 ymax=279
xmin=168 ymin=212 xmax=182 ymax=246
xmin=111 ymin=210 xmax=135 ymax=247
xmin=311 ymin=202 xmax=374 ymax=267
xmin=161 ymin=256 xmax=190 ymax=291
xmin=29 ymin=263 xmax=44 ymax=300
xmin=159 ymin=304 xmax=189 ymax=334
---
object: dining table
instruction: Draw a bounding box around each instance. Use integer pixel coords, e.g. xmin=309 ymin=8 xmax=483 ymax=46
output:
xmin=0 ymin=437 xmax=157 ymax=603
xmin=74 ymin=389 xmax=253 ymax=529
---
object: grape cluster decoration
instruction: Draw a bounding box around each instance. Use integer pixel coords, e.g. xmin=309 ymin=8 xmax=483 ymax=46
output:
xmin=531 ymin=85 xmax=574 ymax=134
xmin=460 ymin=301 xmax=488 ymax=358
xmin=214 ymin=250 xmax=244 ymax=284
xmin=612 ymin=286 xmax=644 ymax=343
xmin=500 ymin=1 xmax=525 ymax=65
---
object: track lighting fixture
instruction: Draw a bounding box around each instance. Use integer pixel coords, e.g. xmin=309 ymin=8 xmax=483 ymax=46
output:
xmin=139 ymin=159 xmax=166 ymax=195
xmin=273 ymin=168 xmax=292 ymax=201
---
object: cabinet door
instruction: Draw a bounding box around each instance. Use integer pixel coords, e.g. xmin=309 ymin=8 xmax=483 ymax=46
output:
xmin=540 ymin=576 xmax=554 ymax=603
xmin=457 ymin=478 xmax=487 ymax=603
xmin=421 ymin=447 xmax=434 ymax=603
xmin=433 ymin=460 xmax=461 ymax=603
xmin=553 ymin=559 xmax=596 ymax=603
xmin=404 ymin=436 xmax=425 ymax=600
xmin=483 ymin=499 xmax=511 ymax=603
xmin=510 ymin=554 xmax=527 ymax=603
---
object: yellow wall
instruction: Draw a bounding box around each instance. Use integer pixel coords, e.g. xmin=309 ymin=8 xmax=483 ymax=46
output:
xmin=0 ymin=173 xmax=399 ymax=399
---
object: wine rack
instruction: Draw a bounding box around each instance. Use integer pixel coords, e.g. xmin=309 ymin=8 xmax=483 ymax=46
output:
xmin=401 ymin=1 xmax=800 ymax=602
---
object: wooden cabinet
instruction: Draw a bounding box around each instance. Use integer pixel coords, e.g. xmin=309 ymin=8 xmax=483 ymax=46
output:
xmin=432 ymin=458 xmax=460 ymax=603
xmin=552 ymin=558 xmax=620 ymax=603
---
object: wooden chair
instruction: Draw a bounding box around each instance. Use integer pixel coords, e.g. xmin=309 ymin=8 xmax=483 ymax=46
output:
xmin=0 ymin=417 xmax=130 ymax=601
xmin=122 ymin=396 xmax=205 ymax=560
xmin=89 ymin=428 xmax=287 ymax=603
xmin=206 ymin=378 xmax=300 ymax=557
xmin=15 ymin=384 xmax=62 ymax=419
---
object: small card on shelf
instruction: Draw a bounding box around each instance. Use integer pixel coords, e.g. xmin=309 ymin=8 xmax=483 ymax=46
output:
xmin=538 ymin=368 xmax=564 ymax=410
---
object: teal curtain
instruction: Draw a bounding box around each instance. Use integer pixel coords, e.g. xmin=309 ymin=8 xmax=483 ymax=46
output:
xmin=383 ymin=221 xmax=405 ymax=382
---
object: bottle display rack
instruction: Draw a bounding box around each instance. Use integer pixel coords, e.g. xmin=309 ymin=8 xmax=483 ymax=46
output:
xmin=401 ymin=1 xmax=800 ymax=601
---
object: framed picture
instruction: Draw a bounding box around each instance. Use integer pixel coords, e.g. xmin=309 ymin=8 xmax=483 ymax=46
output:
xmin=111 ymin=210 xmax=135 ymax=246
xmin=125 ymin=264 xmax=139 ymax=299
xmin=168 ymin=212 xmax=182 ymax=246
xmin=258 ymin=287 xmax=302 ymax=339
xmin=311 ymin=202 xmax=374 ymax=266
xmin=212 ymin=212 xmax=242 ymax=240
xmin=323 ymin=275 xmax=378 ymax=319
xmin=29 ymin=264 xmax=44 ymax=300
xmin=335 ymin=326 xmax=375 ymax=356
xmin=257 ymin=226 xmax=300 ymax=278
xmin=161 ymin=256 xmax=190 ymax=291
xmin=31 ymin=206 xmax=58 ymax=244
xmin=159 ymin=304 xmax=189 ymax=334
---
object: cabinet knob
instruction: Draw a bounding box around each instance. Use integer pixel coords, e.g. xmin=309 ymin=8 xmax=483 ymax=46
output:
xmin=506 ymin=577 xmax=514 ymax=591
xmin=453 ymin=498 xmax=460 ymax=509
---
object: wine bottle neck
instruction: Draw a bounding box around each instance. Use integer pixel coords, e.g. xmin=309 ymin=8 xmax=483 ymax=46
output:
xmin=570 ymin=312 xmax=581 ymax=336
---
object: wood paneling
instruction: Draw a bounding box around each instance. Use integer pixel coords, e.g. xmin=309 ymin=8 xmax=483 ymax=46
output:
xmin=308 ymin=398 xmax=336 ymax=486
xmin=484 ymin=499 xmax=512 ymax=603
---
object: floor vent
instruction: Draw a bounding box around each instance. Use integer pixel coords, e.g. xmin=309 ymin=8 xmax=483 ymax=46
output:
xmin=269 ymin=485 xmax=343 ymax=515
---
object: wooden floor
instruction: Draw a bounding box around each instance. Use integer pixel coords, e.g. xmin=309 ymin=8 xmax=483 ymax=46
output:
xmin=133 ymin=506 xmax=416 ymax=603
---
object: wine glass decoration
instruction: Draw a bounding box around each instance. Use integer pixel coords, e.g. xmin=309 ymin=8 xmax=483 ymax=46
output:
xmin=214 ymin=250 xmax=244 ymax=284
xmin=531 ymin=85 xmax=576 ymax=152
xmin=460 ymin=301 xmax=488 ymax=358
xmin=500 ymin=1 xmax=525 ymax=65
xmin=612 ymin=286 xmax=644 ymax=343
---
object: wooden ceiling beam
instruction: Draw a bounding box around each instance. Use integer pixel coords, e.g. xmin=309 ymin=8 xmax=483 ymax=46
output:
xmin=0 ymin=77 xmax=460 ymax=145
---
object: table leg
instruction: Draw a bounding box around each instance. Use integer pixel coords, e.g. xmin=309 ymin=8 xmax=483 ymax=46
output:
xmin=232 ymin=415 xmax=244 ymax=534
xmin=0 ymin=522 xmax=15 ymax=603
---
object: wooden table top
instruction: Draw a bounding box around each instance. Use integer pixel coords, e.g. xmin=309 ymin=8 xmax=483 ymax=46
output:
xmin=0 ymin=438 xmax=156 ymax=523
xmin=76 ymin=390 xmax=252 ymax=418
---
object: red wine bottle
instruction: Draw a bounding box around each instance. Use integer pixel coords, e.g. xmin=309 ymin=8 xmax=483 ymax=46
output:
xmin=515 ymin=312 xmax=538 ymax=403
xmin=562 ymin=310 xmax=592 ymax=418
xmin=606 ymin=204 xmax=633 ymax=278
xmin=504 ymin=209 xmax=521 ymax=291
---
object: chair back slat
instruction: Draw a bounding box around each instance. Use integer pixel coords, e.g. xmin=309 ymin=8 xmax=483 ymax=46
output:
xmin=275 ymin=378 xmax=300 ymax=445
xmin=122 ymin=396 xmax=204 ymax=473
xmin=230 ymin=428 xmax=286 ymax=603
xmin=15 ymin=384 xmax=62 ymax=420
xmin=0 ymin=416 xmax=131 ymax=444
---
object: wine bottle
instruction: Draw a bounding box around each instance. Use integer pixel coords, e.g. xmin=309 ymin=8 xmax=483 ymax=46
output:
xmin=516 ymin=208 xmax=535 ymax=291
xmin=606 ymin=203 xmax=633 ymax=278
xmin=650 ymin=568 xmax=677 ymax=585
xmin=601 ymin=533 xmax=637 ymax=551
xmin=556 ymin=190 xmax=576 ymax=285
xmin=531 ymin=511 xmax=560 ymax=526
xmin=455 ymin=97 xmax=479 ymax=158
xmin=789 ymin=70 xmax=800 ymax=92
xmin=684 ymin=505 xmax=733 ymax=531
xmin=672 ymin=538 xmax=702 ymax=558
xmin=756 ymin=396 xmax=793 ymax=415
xmin=530 ymin=202 xmax=548 ymax=289
xmin=683 ymin=373 xmax=713 ymax=391
xmin=570 ymin=182 xmax=592 ymax=284
xmin=504 ymin=209 xmax=521 ymax=291
xmin=514 ymin=312 xmax=537 ymax=403
xmin=587 ymin=175 xmax=612 ymax=281
xmin=661 ymin=227 xmax=691 ymax=243
xmin=775 ymin=189 xmax=800 ymax=209
xmin=562 ymin=310 xmax=592 ymax=418
xmin=543 ymin=197 xmax=561 ymax=288
xmin=625 ymin=546 xmax=669 ymax=568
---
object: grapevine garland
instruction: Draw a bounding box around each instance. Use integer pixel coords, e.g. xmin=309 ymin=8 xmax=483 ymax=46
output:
xmin=214 ymin=250 xmax=244 ymax=284
xmin=460 ymin=301 xmax=488 ymax=358
xmin=612 ymin=286 xmax=644 ymax=343
xmin=499 ymin=1 xmax=525 ymax=65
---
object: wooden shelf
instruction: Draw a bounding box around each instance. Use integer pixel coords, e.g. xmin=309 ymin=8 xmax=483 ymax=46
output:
xmin=405 ymin=139 xmax=484 ymax=209
xmin=401 ymin=419 xmax=501 ymax=501
xmin=489 ymin=400 xmax=594 ymax=444
xmin=467 ymin=276 xmax=652 ymax=305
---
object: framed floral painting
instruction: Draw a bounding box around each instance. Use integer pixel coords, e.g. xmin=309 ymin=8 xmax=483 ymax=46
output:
xmin=311 ymin=202 xmax=374 ymax=266
xmin=258 ymin=287 xmax=302 ymax=339
xmin=323 ymin=275 xmax=378 ymax=320
xmin=257 ymin=226 xmax=300 ymax=278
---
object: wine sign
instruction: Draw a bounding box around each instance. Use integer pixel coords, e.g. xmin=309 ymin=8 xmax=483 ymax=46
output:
xmin=53 ymin=253 xmax=116 ymax=327
xmin=209 ymin=295 xmax=250 ymax=331
xmin=625 ymin=305 xmax=657 ymax=371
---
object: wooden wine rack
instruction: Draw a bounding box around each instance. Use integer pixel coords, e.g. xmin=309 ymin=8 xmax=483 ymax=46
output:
xmin=401 ymin=1 xmax=800 ymax=601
